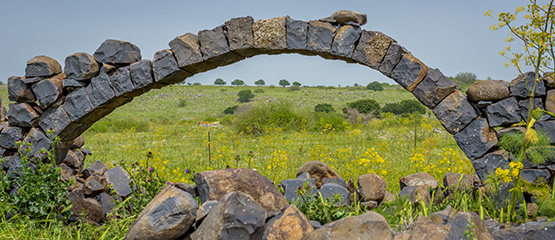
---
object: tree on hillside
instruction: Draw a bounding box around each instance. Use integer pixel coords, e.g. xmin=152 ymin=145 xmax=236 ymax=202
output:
xmin=366 ymin=81 xmax=384 ymax=91
xmin=231 ymin=79 xmax=245 ymax=86
xmin=255 ymin=79 xmax=265 ymax=86
xmin=237 ymin=89 xmax=255 ymax=102
xmin=279 ymin=79 xmax=290 ymax=87
xmin=292 ymin=81 xmax=302 ymax=87
xmin=214 ymin=78 xmax=226 ymax=85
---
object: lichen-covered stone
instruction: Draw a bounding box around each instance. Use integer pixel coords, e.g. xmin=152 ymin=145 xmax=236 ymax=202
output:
xmin=25 ymin=55 xmax=62 ymax=77
xmin=378 ymin=43 xmax=408 ymax=77
xmin=263 ymin=204 xmax=313 ymax=240
xmin=64 ymin=52 xmax=100 ymax=80
xmin=331 ymin=25 xmax=361 ymax=58
xmin=32 ymin=75 xmax=63 ymax=109
xmin=254 ymin=16 xmax=288 ymax=51
xmin=7 ymin=103 xmax=39 ymax=127
xmin=296 ymin=161 xmax=340 ymax=188
xmin=472 ymin=150 xmax=510 ymax=182
xmin=410 ymin=215 xmax=448 ymax=240
xmin=286 ymin=19 xmax=308 ymax=50
xmin=521 ymin=169 xmax=550 ymax=184
xmin=353 ymin=31 xmax=393 ymax=69
xmin=93 ymin=39 xmax=141 ymax=65
xmin=0 ymin=127 xmax=25 ymax=149
xmin=413 ymin=68 xmax=458 ymax=108
xmin=169 ymin=33 xmax=203 ymax=69
xmin=38 ymin=105 xmax=71 ymax=137
xmin=510 ymin=71 xmax=546 ymax=98
xmin=305 ymin=211 xmax=392 ymax=240
xmin=8 ymin=76 xmax=35 ymax=102
xmin=485 ymin=97 xmax=521 ymax=127
xmin=399 ymin=172 xmax=439 ymax=190
xmin=198 ymin=25 xmax=231 ymax=60
xmin=433 ymin=90 xmax=478 ymax=134
xmin=357 ymin=173 xmax=387 ymax=203
xmin=546 ymin=90 xmax=555 ymax=113
xmin=319 ymin=10 xmax=367 ymax=26
xmin=307 ymin=20 xmax=336 ymax=53
xmin=225 ymin=16 xmax=254 ymax=53
xmin=454 ymin=118 xmax=498 ymax=160
xmin=466 ymin=80 xmax=510 ymax=102
xmin=83 ymin=176 xmax=105 ymax=196
xmin=446 ymin=212 xmax=493 ymax=240
xmin=399 ymin=185 xmax=431 ymax=206
xmin=152 ymin=49 xmax=192 ymax=84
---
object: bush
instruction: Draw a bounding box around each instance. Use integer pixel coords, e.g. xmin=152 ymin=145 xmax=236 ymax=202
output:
xmin=237 ymin=89 xmax=255 ymax=103
xmin=312 ymin=112 xmax=350 ymax=132
xmin=382 ymin=99 xmax=426 ymax=115
xmin=177 ymin=98 xmax=187 ymax=107
xmin=344 ymin=99 xmax=381 ymax=115
xmin=254 ymin=88 xmax=265 ymax=93
xmin=288 ymin=85 xmax=301 ymax=91
xmin=314 ymin=103 xmax=335 ymax=113
xmin=224 ymin=105 xmax=239 ymax=115
xmin=234 ymin=100 xmax=307 ymax=134
xmin=367 ymin=81 xmax=384 ymax=91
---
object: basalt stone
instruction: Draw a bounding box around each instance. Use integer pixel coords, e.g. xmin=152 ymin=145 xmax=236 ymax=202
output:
xmin=391 ymin=53 xmax=428 ymax=91
xmin=126 ymin=185 xmax=198 ymax=240
xmin=399 ymin=172 xmax=439 ymax=190
xmin=19 ymin=128 xmax=51 ymax=157
xmin=191 ymin=191 xmax=267 ymax=240
xmin=305 ymin=211 xmax=392 ymax=240
xmin=110 ymin=67 xmax=135 ymax=97
xmin=413 ymin=68 xmax=459 ymax=108
xmin=2 ymin=155 xmax=12 ymax=170
xmin=535 ymin=120 xmax=555 ymax=144
xmin=0 ymin=126 xmax=24 ymax=149
xmin=95 ymin=192 xmax=115 ymax=216
xmin=82 ymin=160 xmax=109 ymax=179
xmin=443 ymin=172 xmax=474 ymax=194
xmin=196 ymin=200 xmax=218 ymax=223
xmin=263 ymin=204 xmax=313 ymax=240
xmin=225 ymin=16 xmax=255 ymax=54
xmin=63 ymin=78 xmax=85 ymax=90
xmin=64 ymin=52 xmax=100 ymax=80
xmin=282 ymin=178 xmax=317 ymax=203
xmin=168 ymin=33 xmax=207 ymax=73
xmin=319 ymin=10 xmax=367 ymax=26
xmin=357 ymin=173 xmax=387 ymax=203
xmin=58 ymin=122 xmax=93 ymax=142
xmin=296 ymin=172 xmax=311 ymax=180
xmin=475 ymin=101 xmax=493 ymax=110
xmin=32 ymin=75 xmax=63 ymax=109
xmin=319 ymin=183 xmax=350 ymax=206
xmin=60 ymin=164 xmax=74 ymax=182
xmin=7 ymin=103 xmax=39 ymax=127
xmin=85 ymin=73 xmax=115 ymax=108
xmin=521 ymin=169 xmax=550 ymax=184
xmin=429 ymin=206 xmax=458 ymax=225
xmin=322 ymin=177 xmax=348 ymax=189
xmin=296 ymin=161 xmax=341 ymax=188
xmin=8 ymin=76 xmax=35 ymax=102
xmin=331 ymin=25 xmax=361 ymax=59
xmin=466 ymin=80 xmax=510 ymax=102
xmin=199 ymin=25 xmax=231 ymax=60
xmin=38 ymin=105 xmax=70 ymax=137
xmin=433 ymin=90 xmax=478 ymax=134
xmin=519 ymin=97 xmax=544 ymax=121
xmin=378 ymin=43 xmax=408 ymax=77
xmin=546 ymin=90 xmax=555 ymax=113
xmin=152 ymin=49 xmax=192 ymax=84
xmin=446 ymin=212 xmax=493 ymax=240
xmin=25 ymin=55 xmax=62 ymax=77
xmin=63 ymin=88 xmax=94 ymax=122
xmin=510 ymin=71 xmax=546 ymax=98
xmin=71 ymin=198 xmax=104 ymax=225
xmin=485 ymin=97 xmax=521 ymax=127
xmin=129 ymin=60 xmax=154 ymax=90
xmin=399 ymin=185 xmax=431 ymax=206
xmin=353 ymin=31 xmax=394 ymax=70
xmin=307 ymin=20 xmax=336 ymax=54
xmin=83 ymin=176 xmax=105 ymax=197
xmin=62 ymin=150 xmax=85 ymax=171
xmin=472 ymin=150 xmax=510 ymax=182
xmin=493 ymin=220 xmax=555 ymax=239
xmin=6 ymin=154 xmax=23 ymax=178
xmin=93 ymin=39 xmax=141 ymax=66
xmin=104 ymin=166 xmax=132 ymax=198
xmin=454 ymin=118 xmax=498 ymax=160
xmin=410 ymin=215 xmax=448 ymax=240
xmin=286 ymin=19 xmax=308 ymax=50
xmin=195 ymin=168 xmax=288 ymax=217
xmin=253 ymin=16 xmax=288 ymax=51
xmin=175 ymin=182 xmax=198 ymax=198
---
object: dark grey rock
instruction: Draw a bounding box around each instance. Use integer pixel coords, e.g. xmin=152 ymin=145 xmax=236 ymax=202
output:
xmin=23 ymin=77 xmax=43 ymax=84
xmin=281 ymin=178 xmax=317 ymax=203
xmin=175 ymin=182 xmax=198 ymax=198
xmin=454 ymin=118 xmax=498 ymax=160
xmin=331 ymin=25 xmax=361 ymax=58
xmin=378 ymin=43 xmax=408 ymax=77
xmin=168 ymin=33 xmax=204 ymax=69
xmin=71 ymin=135 xmax=85 ymax=149
xmin=307 ymin=20 xmax=336 ymax=53
xmin=510 ymin=71 xmax=546 ymax=98
xmin=476 ymin=101 xmax=493 ymax=110
xmin=85 ymin=73 xmax=115 ymax=107
xmin=196 ymin=200 xmax=218 ymax=222
xmin=2 ymin=154 xmax=12 ymax=170
xmin=64 ymin=52 xmax=100 ymax=80
xmin=310 ymin=220 xmax=322 ymax=229
xmin=399 ymin=185 xmax=431 ymax=206
xmin=83 ymin=176 xmax=105 ymax=196
xmin=82 ymin=160 xmax=109 ymax=179
xmin=493 ymin=220 xmax=555 ymax=240
xmin=519 ymin=97 xmax=544 ymax=122
xmin=63 ymin=88 xmax=94 ymax=121
xmin=295 ymin=172 xmax=311 ymax=180
xmin=322 ymin=177 xmax=348 ymax=189
xmin=70 ymin=197 xmax=104 ymax=225
xmin=8 ymin=76 xmax=35 ymax=102
xmin=521 ymin=169 xmax=550 ymax=184
xmin=95 ymin=192 xmax=115 ymax=215
xmin=25 ymin=55 xmax=62 ymax=77
xmin=198 ymin=25 xmax=231 ymax=60
xmin=225 ymin=16 xmax=255 ymax=52
xmin=99 ymin=63 xmax=117 ymax=75
xmin=152 ymin=49 xmax=192 ymax=84
xmin=191 ymin=191 xmax=267 ymax=240
xmin=446 ymin=212 xmax=493 ymax=240
xmin=535 ymin=120 xmax=555 ymax=144
xmin=433 ymin=90 xmax=479 ymax=134
xmin=472 ymin=150 xmax=510 ymax=182
xmin=82 ymin=148 xmax=92 ymax=155
xmin=32 ymin=76 xmax=63 ymax=108
xmin=62 ymin=149 xmax=85 ymax=171
xmin=129 ymin=60 xmax=154 ymax=89
xmin=391 ymin=53 xmax=428 ymax=91
xmin=467 ymin=80 xmax=510 ymax=102
xmin=413 ymin=68 xmax=459 ymax=108
xmin=38 ymin=105 xmax=71 ymax=137
xmin=6 ymin=154 xmax=23 ymax=178
xmin=63 ymin=78 xmax=85 ymax=89
xmin=485 ymin=97 xmax=522 ymax=127
xmin=319 ymin=183 xmax=350 ymax=206
xmin=0 ymin=127 xmax=24 ymax=149
xmin=93 ymin=39 xmax=141 ymax=66
xmin=110 ymin=67 xmax=135 ymax=97
xmin=19 ymin=128 xmax=51 ymax=157
xmin=7 ymin=103 xmax=39 ymax=127
xmin=286 ymin=19 xmax=308 ymax=50
xmin=104 ymin=166 xmax=132 ymax=198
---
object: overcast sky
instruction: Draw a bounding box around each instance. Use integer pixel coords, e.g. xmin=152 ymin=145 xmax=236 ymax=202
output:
xmin=0 ymin=1 xmax=525 ymax=86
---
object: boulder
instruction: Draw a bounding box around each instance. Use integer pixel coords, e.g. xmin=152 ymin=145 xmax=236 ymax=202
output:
xmin=25 ymin=55 xmax=62 ymax=77
xmin=8 ymin=76 xmax=35 ymax=102
xmin=454 ymin=118 xmax=498 ymax=160
xmin=535 ymin=120 xmax=555 ymax=144
xmin=7 ymin=103 xmax=39 ymax=127
xmin=429 ymin=206 xmax=458 ymax=225
xmin=64 ymin=52 xmax=100 ymax=80
xmin=399 ymin=185 xmax=431 ymax=206
xmin=82 ymin=160 xmax=109 ymax=179
xmin=546 ymin=90 xmax=555 ymax=113
xmin=322 ymin=177 xmax=348 ymax=189
xmin=85 ymin=73 xmax=116 ymax=107
xmin=104 ymin=166 xmax=132 ymax=198
xmin=466 ymin=80 xmax=510 ymax=102
xmin=357 ymin=173 xmax=387 ymax=202
xmin=485 ymin=97 xmax=521 ymax=127
xmin=196 ymin=200 xmax=218 ymax=222
xmin=510 ymin=71 xmax=546 ymax=98
xmin=304 ymin=211 xmax=392 ymax=240
xmin=174 ymin=182 xmax=198 ymax=198
xmin=353 ymin=31 xmax=394 ymax=69
xmin=493 ymin=220 xmax=555 ymax=240
xmin=319 ymin=183 xmax=350 ymax=206
xmin=412 ymin=68 xmax=459 ymax=108
xmin=253 ymin=16 xmax=288 ymax=51
xmin=472 ymin=150 xmax=510 ymax=182
xmin=191 ymin=191 xmax=267 ymax=240
xmin=95 ymin=192 xmax=116 ymax=216
xmin=319 ymin=10 xmax=367 ymax=26
xmin=520 ymin=169 xmax=550 ymax=184
xmin=19 ymin=127 xmax=51 ymax=157
xmin=110 ymin=67 xmax=136 ymax=97
xmin=446 ymin=212 xmax=493 ymax=240
xmin=378 ymin=43 xmax=408 ymax=77
xmin=198 ymin=25 xmax=231 ymax=60
xmin=6 ymin=154 xmax=24 ymax=178
xmin=443 ymin=172 xmax=474 ymax=194
xmin=62 ymin=88 xmax=94 ymax=121
xmin=296 ymin=161 xmax=340 ymax=188
xmin=152 ymin=49 xmax=192 ymax=84
xmin=307 ymin=20 xmax=336 ymax=53
xmin=433 ymin=90 xmax=478 ymax=134
xmin=262 ymin=205 xmax=313 ymax=240
xmin=169 ymin=33 xmax=203 ymax=69
xmin=70 ymin=197 xmax=104 ymax=225
xmin=546 ymin=71 xmax=555 ymax=88
xmin=62 ymin=149 xmax=85 ymax=171
xmin=83 ymin=176 xmax=105 ymax=197
xmin=32 ymin=75 xmax=63 ymax=109
xmin=331 ymin=25 xmax=361 ymax=58
xmin=62 ymin=78 xmax=85 ymax=91
xmin=0 ymin=126 xmax=25 ymax=149
xmin=195 ymin=168 xmax=288 ymax=217
xmin=399 ymin=172 xmax=439 ymax=190
xmin=225 ymin=16 xmax=255 ymax=54
xmin=390 ymin=53 xmax=428 ymax=92
xmin=410 ymin=215 xmax=448 ymax=240
xmin=281 ymin=178 xmax=317 ymax=203
xmin=93 ymin=39 xmax=141 ymax=66
xmin=126 ymin=185 xmax=198 ymax=240
xmin=286 ymin=19 xmax=308 ymax=50
xmin=519 ymin=97 xmax=544 ymax=122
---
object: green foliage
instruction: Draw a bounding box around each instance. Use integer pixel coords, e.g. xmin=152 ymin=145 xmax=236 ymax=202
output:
xmin=292 ymin=81 xmax=302 ymax=87
xmin=367 ymin=81 xmax=384 ymax=91
xmin=288 ymin=85 xmax=301 ymax=91
xmin=88 ymin=118 xmax=150 ymax=133
xmin=214 ymin=78 xmax=226 ymax=85
xmin=192 ymin=82 xmax=202 ymax=86
xmin=231 ymin=79 xmax=245 ymax=86
xmin=314 ymin=103 xmax=335 ymax=113
xmin=279 ymin=79 xmax=290 ymax=87
xmin=237 ymin=89 xmax=255 ymax=103
xmin=344 ymin=99 xmax=381 ymax=115
xmin=254 ymin=88 xmax=265 ymax=93
xmin=234 ymin=100 xmax=307 ymax=134
xmin=312 ymin=112 xmax=350 ymax=132
xmin=177 ymin=98 xmax=187 ymax=108
xmin=452 ymin=72 xmax=477 ymax=87
xmin=224 ymin=105 xmax=239 ymax=115
xmin=497 ymin=130 xmax=551 ymax=165
xmin=382 ymin=99 xmax=426 ymax=115
xmin=255 ymin=79 xmax=265 ymax=86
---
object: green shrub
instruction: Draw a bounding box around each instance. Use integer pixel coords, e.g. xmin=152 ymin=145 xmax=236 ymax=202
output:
xmin=254 ymin=88 xmax=265 ymax=93
xmin=288 ymin=85 xmax=301 ymax=91
xmin=177 ymin=98 xmax=187 ymax=107
xmin=314 ymin=103 xmax=335 ymax=113
xmin=344 ymin=99 xmax=381 ymax=115
xmin=312 ymin=112 xmax=350 ymax=132
xmin=382 ymin=99 xmax=426 ymax=115
xmin=234 ymin=100 xmax=307 ymax=134
xmin=224 ymin=105 xmax=239 ymax=115
xmin=204 ymin=116 xmax=219 ymax=122
xmin=237 ymin=89 xmax=255 ymax=103
xmin=367 ymin=81 xmax=384 ymax=91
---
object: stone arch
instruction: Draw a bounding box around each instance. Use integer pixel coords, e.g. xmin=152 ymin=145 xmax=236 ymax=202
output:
xmin=2 ymin=12 xmax=525 ymax=182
